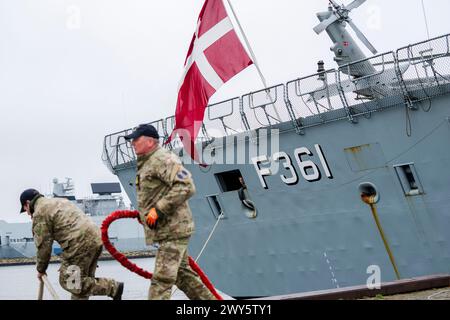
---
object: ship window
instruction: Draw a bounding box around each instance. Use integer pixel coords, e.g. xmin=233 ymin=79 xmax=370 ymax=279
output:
xmin=394 ymin=163 xmax=423 ymax=196
xmin=214 ymin=170 xmax=243 ymax=192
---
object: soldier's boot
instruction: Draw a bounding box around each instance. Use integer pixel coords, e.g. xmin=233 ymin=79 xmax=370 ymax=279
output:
xmin=112 ymin=282 xmax=124 ymax=300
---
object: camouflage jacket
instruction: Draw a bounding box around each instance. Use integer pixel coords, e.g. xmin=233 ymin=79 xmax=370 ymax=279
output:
xmin=136 ymin=146 xmax=195 ymax=245
xmin=31 ymin=197 xmax=102 ymax=273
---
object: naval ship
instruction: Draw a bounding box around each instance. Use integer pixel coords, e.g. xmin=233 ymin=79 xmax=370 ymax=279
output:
xmin=0 ymin=178 xmax=147 ymax=259
xmin=102 ymin=0 xmax=450 ymax=298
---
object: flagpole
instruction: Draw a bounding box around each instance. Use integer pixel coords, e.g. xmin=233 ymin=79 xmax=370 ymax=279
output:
xmin=224 ymin=0 xmax=282 ymax=122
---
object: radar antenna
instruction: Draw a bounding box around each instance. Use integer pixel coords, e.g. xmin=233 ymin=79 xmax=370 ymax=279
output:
xmin=314 ymin=0 xmax=378 ymax=55
xmin=313 ymin=0 xmax=378 ymax=77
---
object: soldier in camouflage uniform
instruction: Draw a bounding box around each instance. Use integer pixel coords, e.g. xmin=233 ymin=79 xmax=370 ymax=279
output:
xmin=125 ymin=124 xmax=216 ymax=300
xmin=19 ymin=189 xmax=124 ymax=300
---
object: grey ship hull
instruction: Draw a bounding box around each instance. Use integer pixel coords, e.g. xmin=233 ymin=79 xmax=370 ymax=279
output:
xmin=104 ymin=34 xmax=450 ymax=297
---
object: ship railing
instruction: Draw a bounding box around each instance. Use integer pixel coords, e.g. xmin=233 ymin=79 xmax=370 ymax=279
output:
xmin=337 ymin=51 xmax=405 ymax=116
xmin=164 ymin=115 xmax=213 ymax=150
xmin=241 ymin=84 xmax=291 ymax=129
xmin=205 ymin=96 xmax=244 ymax=138
xmin=163 ymin=87 xmax=293 ymax=150
xmin=286 ymin=69 xmax=344 ymax=119
xmin=102 ymin=119 xmax=166 ymax=172
xmin=396 ymin=33 xmax=450 ymax=106
xmin=163 ymin=116 xmax=180 ymax=150
xmin=102 ymin=127 xmax=135 ymax=173
xmin=102 ymin=34 xmax=450 ymax=172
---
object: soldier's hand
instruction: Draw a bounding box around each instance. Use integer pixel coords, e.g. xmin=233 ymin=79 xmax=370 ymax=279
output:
xmin=37 ymin=272 xmax=46 ymax=280
xmin=146 ymin=208 xmax=164 ymax=229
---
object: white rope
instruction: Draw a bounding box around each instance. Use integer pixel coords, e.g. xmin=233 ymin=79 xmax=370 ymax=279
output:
xmin=42 ymin=275 xmax=60 ymax=300
xmin=170 ymin=212 xmax=224 ymax=299
xmin=195 ymin=212 xmax=224 ymax=263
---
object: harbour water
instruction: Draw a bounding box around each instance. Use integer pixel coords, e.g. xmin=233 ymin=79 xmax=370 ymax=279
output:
xmin=0 ymin=257 xmax=190 ymax=300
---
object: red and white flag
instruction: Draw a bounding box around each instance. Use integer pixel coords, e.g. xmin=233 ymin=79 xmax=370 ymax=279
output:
xmin=169 ymin=0 xmax=253 ymax=162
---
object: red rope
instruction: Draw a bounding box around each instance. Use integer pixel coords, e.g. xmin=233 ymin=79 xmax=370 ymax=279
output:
xmin=101 ymin=210 xmax=223 ymax=300
xmin=188 ymin=257 xmax=223 ymax=300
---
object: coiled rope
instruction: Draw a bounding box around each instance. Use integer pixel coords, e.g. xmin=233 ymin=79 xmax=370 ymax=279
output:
xmin=101 ymin=210 xmax=223 ymax=300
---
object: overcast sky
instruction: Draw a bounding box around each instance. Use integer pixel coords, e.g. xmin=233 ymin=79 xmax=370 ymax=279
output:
xmin=1 ymin=0 xmax=449 ymax=223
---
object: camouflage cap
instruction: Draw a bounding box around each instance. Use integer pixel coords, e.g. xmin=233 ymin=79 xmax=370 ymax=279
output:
xmin=124 ymin=124 xmax=159 ymax=141
xmin=19 ymin=188 xmax=40 ymax=213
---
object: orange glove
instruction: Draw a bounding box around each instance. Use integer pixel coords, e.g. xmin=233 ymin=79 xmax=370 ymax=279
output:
xmin=146 ymin=208 xmax=164 ymax=229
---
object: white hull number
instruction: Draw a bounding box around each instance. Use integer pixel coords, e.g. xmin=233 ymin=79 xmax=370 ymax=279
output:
xmin=252 ymin=144 xmax=333 ymax=189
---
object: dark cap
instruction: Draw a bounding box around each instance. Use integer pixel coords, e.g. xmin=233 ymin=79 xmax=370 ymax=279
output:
xmin=19 ymin=189 xmax=40 ymax=213
xmin=124 ymin=124 xmax=160 ymax=141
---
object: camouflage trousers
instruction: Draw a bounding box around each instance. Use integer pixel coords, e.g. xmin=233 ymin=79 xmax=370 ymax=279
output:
xmin=149 ymin=237 xmax=217 ymax=300
xmin=59 ymin=244 xmax=118 ymax=300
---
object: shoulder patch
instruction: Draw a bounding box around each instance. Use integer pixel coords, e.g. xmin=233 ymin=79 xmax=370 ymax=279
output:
xmin=176 ymin=169 xmax=190 ymax=180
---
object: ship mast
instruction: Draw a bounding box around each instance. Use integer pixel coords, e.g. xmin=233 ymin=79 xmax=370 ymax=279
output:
xmin=313 ymin=0 xmax=378 ymax=77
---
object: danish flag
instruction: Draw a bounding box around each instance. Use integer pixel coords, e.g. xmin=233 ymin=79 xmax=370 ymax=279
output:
xmin=169 ymin=0 xmax=253 ymax=162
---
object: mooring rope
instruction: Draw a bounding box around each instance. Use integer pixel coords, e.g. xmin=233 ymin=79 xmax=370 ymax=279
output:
xmin=37 ymin=275 xmax=60 ymax=300
xmin=194 ymin=212 xmax=224 ymax=263
xmin=101 ymin=210 xmax=223 ymax=300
